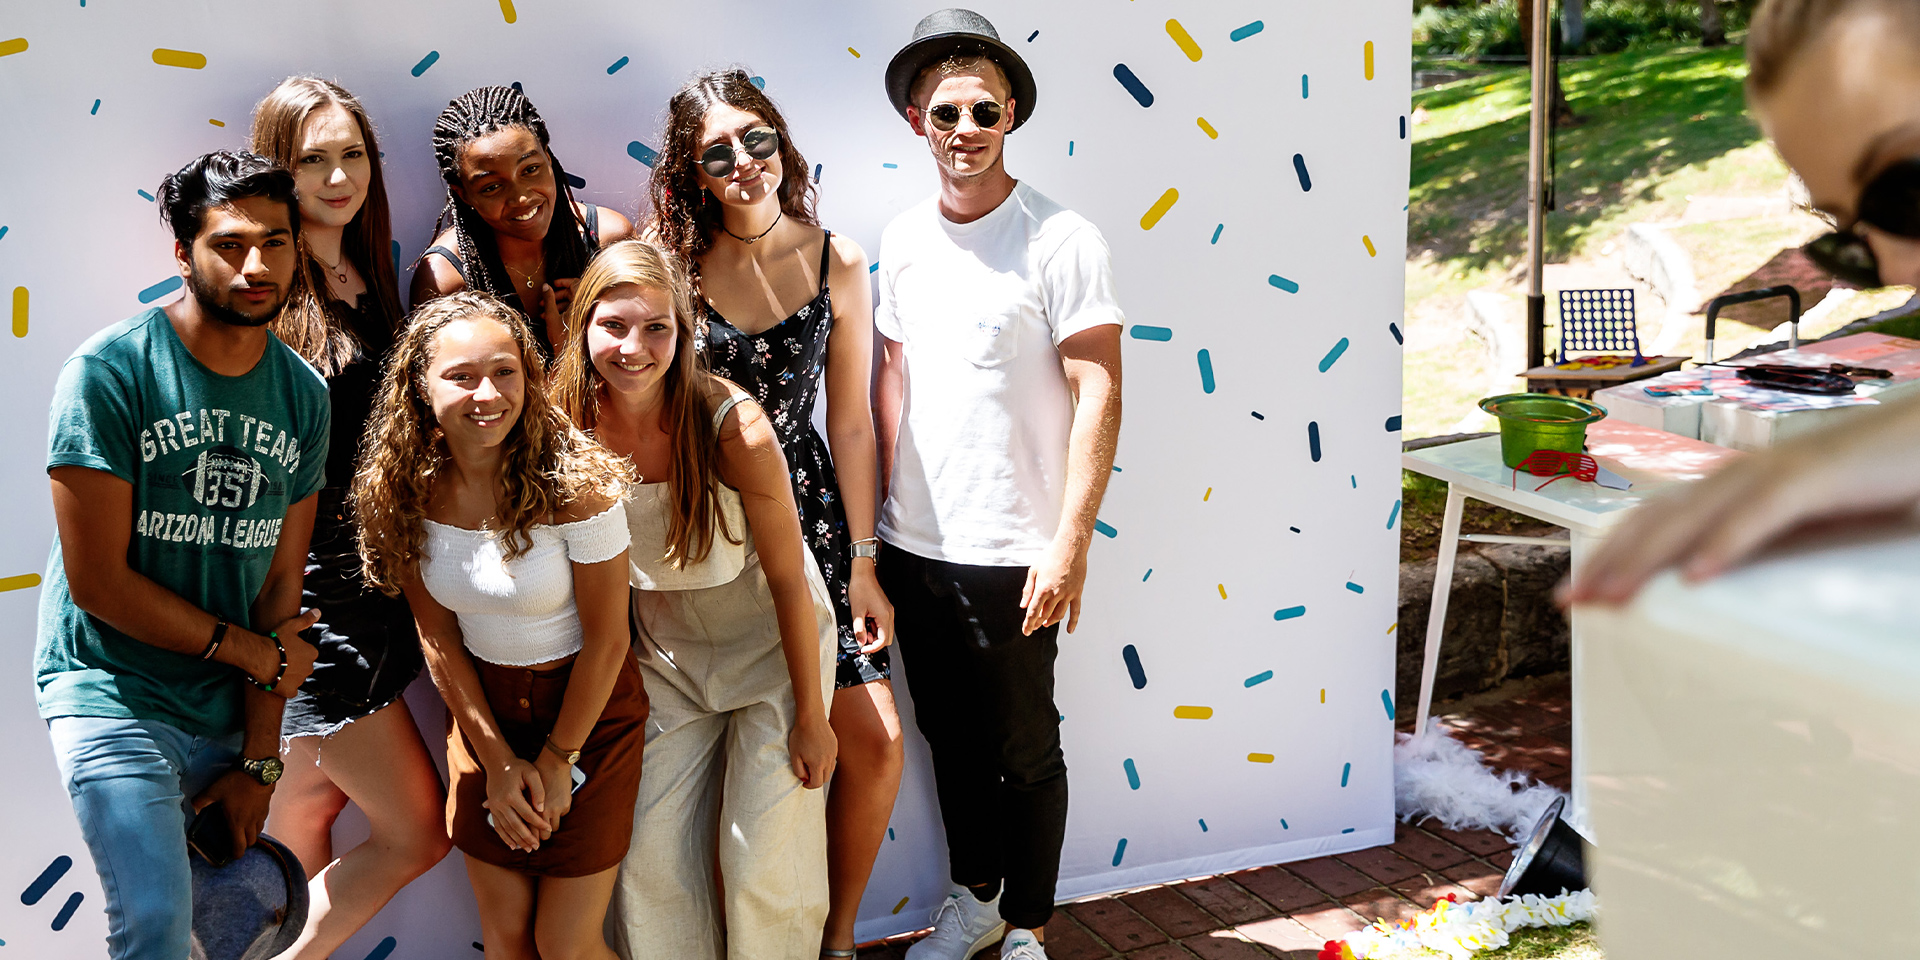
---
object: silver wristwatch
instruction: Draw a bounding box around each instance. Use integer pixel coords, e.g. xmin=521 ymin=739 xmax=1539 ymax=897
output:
xmin=850 ymin=539 xmax=879 ymax=560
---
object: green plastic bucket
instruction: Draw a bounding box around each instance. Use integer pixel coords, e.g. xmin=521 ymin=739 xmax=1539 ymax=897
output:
xmin=1478 ymin=394 xmax=1608 ymax=469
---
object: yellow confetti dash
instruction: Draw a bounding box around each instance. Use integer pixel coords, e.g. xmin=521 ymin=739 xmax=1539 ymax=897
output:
xmin=1166 ymin=19 xmax=1203 ymax=61
xmin=1362 ymin=235 xmax=1377 ymax=257
xmin=848 ymin=47 xmax=861 ymax=58
xmin=11 ymin=286 xmax=27 ymax=338
xmin=498 ymin=0 xmax=517 ymax=23
xmin=1387 ymin=623 xmax=1397 ymax=634
xmin=1173 ymin=705 xmax=1214 ymax=720
xmin=891 ymin=896 xmax=910 ymax=915
xmin=1248 ymin=753 xmax=1274 ymax=763
xmin=0 ymin=573 xmax=43 ymax=592
xmin=0 ymin=38 xmax=27 ymax=58
xmin=1140 ymin=187 xmax=1179 ymax=230
xmin=153 ymin=48 xmax=207 ymax=69
xmin=1217 ymin=584 xmax=1228 ymax=600
xmin=1196 ymin=117 xmax=1218 ymax=139
xmin=1364 ymin=41 xmax=1375 ymax=80
xmin=1320 ymin=688 xmax=1327 ymax=703
xmin=1203 ymin=487 xmax=1212 ymax=501
xmin=207 ymin=118 xmax=225 ymax=127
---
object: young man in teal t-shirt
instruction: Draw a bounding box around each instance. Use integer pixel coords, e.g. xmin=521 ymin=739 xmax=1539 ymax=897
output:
xmin=37 ymin=151 xmax=328 ymax=960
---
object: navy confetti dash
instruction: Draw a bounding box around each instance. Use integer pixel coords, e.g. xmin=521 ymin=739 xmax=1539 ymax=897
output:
xmin=1292 ymin=153 xmax=1312 ymax=191
xmin=51 ymin=891 xmax=82 ymax=931
xmin=1390 ymin=322 xmax=1404 ymax=344
xmin=1250 ymin=411 xmax=1265 ymax=420
xmin=1028 ymin=29 xmax=1039 ymax=41
xmin=1112 ymin=64 xmax=1154 ymax=107
xmin=1385 ymin=415 xmax=1402 ymax=431
xmin=564 ymin=172 xmax=586 ymax=189
xmin=1289 ymin=526 xmax=1301 ymax=533
xmin=1400 ymin=115 xmax=1408 ymax=139
xmin=1121 ymin=644 xmax=1148 ymax=689
xmin=362 ymin=937 xmax=398 ymax=960
xmin=1307 ymin=421 xmax=1321 ymax=462
xmin=22 ymin=855 xmax=72 ymax=905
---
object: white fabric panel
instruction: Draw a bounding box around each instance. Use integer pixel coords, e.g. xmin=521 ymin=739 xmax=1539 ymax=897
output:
xmin=0 ymin=0 xmax=1409 ymax=954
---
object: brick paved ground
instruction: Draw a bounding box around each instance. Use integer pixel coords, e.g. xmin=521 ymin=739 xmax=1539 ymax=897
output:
xmin=858 ymin=676 xmax=1573 ymax=960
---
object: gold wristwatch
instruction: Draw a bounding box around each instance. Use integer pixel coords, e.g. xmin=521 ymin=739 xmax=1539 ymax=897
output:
xmin=544 ymin=736 xmax=581 ymax=765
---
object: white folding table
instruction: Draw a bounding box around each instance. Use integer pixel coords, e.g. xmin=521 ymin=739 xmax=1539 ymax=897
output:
xmin=1401 ymin=419 xmax=1742 ymax=833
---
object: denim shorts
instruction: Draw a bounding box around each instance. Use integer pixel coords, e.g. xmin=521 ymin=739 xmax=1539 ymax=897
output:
xmin=281 ymin=491 xmax=423 ymax=739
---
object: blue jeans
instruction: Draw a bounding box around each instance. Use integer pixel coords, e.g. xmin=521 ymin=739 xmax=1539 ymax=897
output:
xmin=47 ymin=716 xmax=243 ymax=960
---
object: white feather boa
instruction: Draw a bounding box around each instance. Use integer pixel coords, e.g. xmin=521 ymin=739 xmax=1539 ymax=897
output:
xmin=1393 ymin=721 xmax=1564 ymax=843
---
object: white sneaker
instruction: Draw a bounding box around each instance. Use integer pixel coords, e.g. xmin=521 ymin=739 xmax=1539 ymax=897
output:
xmin=905 ymin=884 xmax=1007 ymax=960
xmin=999 ymin=928 xmax=1048 ymax=959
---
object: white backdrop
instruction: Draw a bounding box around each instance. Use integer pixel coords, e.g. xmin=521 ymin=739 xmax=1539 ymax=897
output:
xmin=0 ymin=1 xmax=1409 ymax=954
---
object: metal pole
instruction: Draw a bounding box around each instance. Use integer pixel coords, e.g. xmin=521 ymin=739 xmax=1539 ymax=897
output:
xmin=1525 ymin=0 xmax=1551 ymax=373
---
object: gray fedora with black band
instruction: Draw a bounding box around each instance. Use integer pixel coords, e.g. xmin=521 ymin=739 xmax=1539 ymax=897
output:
xmin=884 ymin=8 xmax=1037 ymax=131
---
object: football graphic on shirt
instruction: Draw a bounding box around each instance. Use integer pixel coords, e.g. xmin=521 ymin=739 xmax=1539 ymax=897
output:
xmin=182 ymin=446 xmax=270 ymax=511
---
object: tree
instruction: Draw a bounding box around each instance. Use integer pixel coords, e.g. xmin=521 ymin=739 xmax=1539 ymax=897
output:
xmin=1701 ymin=0 xmax=1727 ymax=46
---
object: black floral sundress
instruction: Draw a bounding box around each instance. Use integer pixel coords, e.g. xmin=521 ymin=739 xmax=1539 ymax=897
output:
xmin=703 ymin=231 xmax=887 ymax=689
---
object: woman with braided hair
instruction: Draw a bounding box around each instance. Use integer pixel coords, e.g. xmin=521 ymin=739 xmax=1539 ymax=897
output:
xmin=413 ymin=85 xmax=630 ymax=361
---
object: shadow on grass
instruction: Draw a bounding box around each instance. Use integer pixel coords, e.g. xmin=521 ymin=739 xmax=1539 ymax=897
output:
xmin=1413 ymin=45 xmax=1764 ymax=271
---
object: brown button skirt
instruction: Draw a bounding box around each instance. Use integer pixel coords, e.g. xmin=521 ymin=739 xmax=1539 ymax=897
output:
xmin=446 ymin=650 xmax=648 ymax=877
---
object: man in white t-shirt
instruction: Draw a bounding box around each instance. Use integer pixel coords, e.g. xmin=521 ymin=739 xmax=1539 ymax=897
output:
xmin=874 ymin=10 xmax=1124 ymax=960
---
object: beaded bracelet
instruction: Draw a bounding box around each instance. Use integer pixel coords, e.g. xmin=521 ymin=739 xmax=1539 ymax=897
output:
xmin=254 ymin=631 xmax=286 ymax=693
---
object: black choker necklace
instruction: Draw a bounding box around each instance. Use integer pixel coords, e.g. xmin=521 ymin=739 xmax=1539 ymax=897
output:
xmin=723 ymin=210 xmax=782 ymax=245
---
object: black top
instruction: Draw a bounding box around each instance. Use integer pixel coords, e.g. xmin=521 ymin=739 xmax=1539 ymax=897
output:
xmin=422 ymin=204 xmax=602 ymax=360
xmin=322 ymin=292 xmax=394 ymax=492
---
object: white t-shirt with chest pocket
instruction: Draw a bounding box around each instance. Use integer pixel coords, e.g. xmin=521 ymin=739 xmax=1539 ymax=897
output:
xmin=875 ymin=182 xmax=1125 ymax=567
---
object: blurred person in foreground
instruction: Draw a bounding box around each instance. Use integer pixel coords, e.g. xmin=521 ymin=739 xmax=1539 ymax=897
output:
xmin=1562 ymin=0 xmax=1920 ymax=606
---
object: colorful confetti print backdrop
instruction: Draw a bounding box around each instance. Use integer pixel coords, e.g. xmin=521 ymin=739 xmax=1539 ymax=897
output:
xmin=0 ymin=0 xmax=1409 ymax=953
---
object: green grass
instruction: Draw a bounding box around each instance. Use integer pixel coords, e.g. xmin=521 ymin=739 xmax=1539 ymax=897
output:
xmin=1481 ymin=921 xmax=1603 ymax=958
xmin=1411 ymin=44 xmax=1767 ymax=273
xmin=1866 ymin=312 xmax=1920 ymax=340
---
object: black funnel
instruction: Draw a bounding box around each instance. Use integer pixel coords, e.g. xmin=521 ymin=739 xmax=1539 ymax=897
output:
xmin=1498 ymin=795 xmax=1588 ymax=898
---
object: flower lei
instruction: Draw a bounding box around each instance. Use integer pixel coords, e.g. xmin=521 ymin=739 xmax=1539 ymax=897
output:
xmin=1318 ymin=889 xmax=1597 ymax=960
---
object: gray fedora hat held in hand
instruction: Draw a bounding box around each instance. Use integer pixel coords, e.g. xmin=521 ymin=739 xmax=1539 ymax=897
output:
xmin=884 ymin=8 xmax=1037 ymax=130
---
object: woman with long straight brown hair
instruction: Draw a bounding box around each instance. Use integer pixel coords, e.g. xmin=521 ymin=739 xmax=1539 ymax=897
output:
xmin=549 ymin=239 xmax=837 ymax=960
xmin=248 ymin=76 xmax=450 ymax=960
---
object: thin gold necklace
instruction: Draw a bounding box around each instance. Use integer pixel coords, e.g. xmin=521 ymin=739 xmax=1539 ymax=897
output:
xmin=505 ymin=256 xmax=544 ymax=291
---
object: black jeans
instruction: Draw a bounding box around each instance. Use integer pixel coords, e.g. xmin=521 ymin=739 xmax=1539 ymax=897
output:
xmin=880 ymin=545 xmax=1069 ymax=931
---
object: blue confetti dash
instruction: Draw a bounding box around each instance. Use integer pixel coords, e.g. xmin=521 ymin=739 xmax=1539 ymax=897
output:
xmin=1302 ymin=74 xmax=1309 ymax=98
xmin=1142 ymin=568 xmax=1153 ymax=581
xmin=1251 ymin=411 xmax=1265 ymax=420
xmin=51 ymin=891 xmax=82 ymax=931
xmin=137 ymin=276 xmax=183 ymax=304
xmin=1387 ymin=499 xmax=1402 ymax=530
xmin=23 ymin=855 xmax=72 ymax=905
xmin=1318 ymin=337 xmax=1350 ymax=373
xmin=1129 ymin=325 xmax=1173 ymax=341
xmin=1112 ymin=63 xmax=1154 ymax=107
xmin=1307 ymin=421 xmax=1322 ymax=462
xmin=869 ymin=262 xmax=878 ymax=274
xmin=1341 ymin=827 xmax=1356 ymax=834
xmin=362 ymin=937 xmax=398 ymax=960
xmin=1210 ymin=223 xmax=1223 ymax=244
xmin=1381 ymin=689 xmax=1396 ymax=720
xmin=1197 ymin=348 xmax=1215 ymax=393
xmin=1028 ymin=29 xmax=1040 ymax=41
xmin=1094 ymin=519 xmax=1118 ymax=538
xmin=1390 ymin=322 xmax=1404 ymax=344
xmin=1292 ymin=153 xmax=1312 ymax=191
xmin=137 ymin=189 xmax=155 ymax=201
xmin=90 ymin=98 xmax=100 ymax=115
xmin=564 ymin=172 xmax=586 ymax=189
xmin=1273 ymin=605 xmax=1306 ymax=621
xmin=627 ymin=141 xmax=659 ymax=167
xmin=1268 ymin=274 xmax=1300 ymax=294
xmin=882 ymin=162 xmax=898 ymax=169
xmin=750 ymin=76 xmax=765 ymax=89
xmin=1346 ymin=581 xmax=1365 ymax=594
xmin=607 ymin=55 xmax=629 ymax=74
xmin=410 ymin=50 xmax=440 ymax=77
xmin=1386 ymin=415 xmax=1403 ymax=431
xmin=1244 ymin=670 xmax=1273 ymax=688
xmin=1111 ymin=838 xmax=1128 ymax=867
xmin=1341 ymin=762 xmax=1352 ymax=787
xmin=1230 ymin=20 xmax=1265 ymax=41
xmin=813 ymin=163 xmax=822 ymax=182
xmin=1199 ymin=818 xmax=1209 ymax=832
xmin=1121 ymin=644 xmax=1147 ymax=689
xmin=1123 ymin=758 xmax=1141 ymax=790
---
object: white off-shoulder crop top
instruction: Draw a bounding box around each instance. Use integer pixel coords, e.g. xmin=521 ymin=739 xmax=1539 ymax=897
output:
xmin=420 ymin=500 xmax=630 ymax=666
xmin=626 ymin=394 xmax=751 ymax=592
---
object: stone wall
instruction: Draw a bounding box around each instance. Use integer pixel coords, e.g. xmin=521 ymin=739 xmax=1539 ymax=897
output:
xmin=1395 ymin=543 xmax=1571 ymax=712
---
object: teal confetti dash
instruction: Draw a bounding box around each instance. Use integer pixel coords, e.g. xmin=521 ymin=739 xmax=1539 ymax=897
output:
xmin=392 ymin=240 xmax=402 ymax=275
xmin=1346 ymin=581 xmax=1364 ymax=594
xmin=1142 ymin=568 xmax=1153 ymax=581
xmin=1381 ymin=689 xmax=1396 ymax=720
xmin=1387 ymin=499 xmax=1401 ymax=530
xmin=888 ymin=827 xmax=896 ymax=841
xmin=1199 ymin=818 xmax=1209 ymax=832
xmin=1123 ymin=758 xmax=1141 ymax=790
xmin=137 ymin=189 xmax=155 ymax=201
xmin=1341 ymin=762 xmax=1351 ymax=787
xmin=410 ymin=51 xmax=440 ymax=77
xmin=1351 ymin=475 xmax=1358 ymax=488
xmin=869 ymin=262 xmax=878 ymax=274
xmin=0 ymin=225 xmax=7 ymax=241
xmin=1268 ymin=274 xmax=1299 ymax=293
xmin=1302 ymin=74 xmax=1309 ymax=98
xmin=1210 ymin=224 xmax=1223 ymax=244
xmin=1342 ymin=827 xmax=1356 ymax=834
xmin=882 ymin=162 xmax=898 ymax=168
xmin=1094 ymin=519 xmax=1117 ymax=538
xmin=90 ymin=98 xmax=100 ymax=115
xmin=1129 ymin=325 xmax=1173 ymax=341
xmin=1230 ymin=21 xmax=1264 ymax=41
xmin=750 ymin=76 xmax=765 ymax=88
xmin=1273 ymin=605 xmax=1305 ymax=621
xmin=1197 ymin=348 xmax=1215 ymax=393
xmin=1111 ymin=838 xmax=1128 ymax=866
xmin=607 ymin=56 xmax=629 ymax=74
xmin=1068 ymin=140 xmax=1074 ymax=156
xmin=1244 ymin=670 xmax=1273 ymax=687
xmin=627 ymin=141 xmax=659 ymax=167
xmin=137 ymin=276 xmax=183 ymax=304
xmin=1281 ymin=818 xmax=1289 ymax=829
xmin=1112 ymin=465 xmax=1123 ymax=472
xmin=1318 ymin=337 xmax=1350 ymax=372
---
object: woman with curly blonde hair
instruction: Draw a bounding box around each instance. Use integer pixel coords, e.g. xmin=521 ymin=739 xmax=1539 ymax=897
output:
xmin=549 ymin=240 xmax=837 ymax=960
xmin=354 ymin=291 xmax=642 ymax=959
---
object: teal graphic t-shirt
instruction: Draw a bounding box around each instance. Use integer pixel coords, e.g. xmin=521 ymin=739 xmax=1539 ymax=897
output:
xmin=36 ymin=308 xmax=330 ymax=737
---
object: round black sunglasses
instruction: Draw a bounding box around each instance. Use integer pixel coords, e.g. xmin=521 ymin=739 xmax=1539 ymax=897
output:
xmin=698 ymin=126 xmax=780 ymax=179
xmin=1804 ymin=157 xmax=1920 ymax=288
